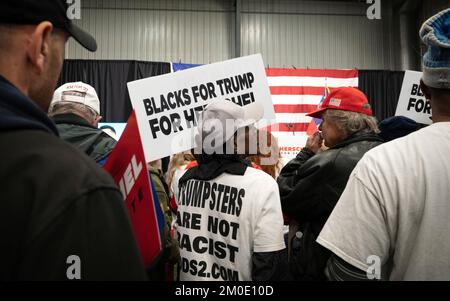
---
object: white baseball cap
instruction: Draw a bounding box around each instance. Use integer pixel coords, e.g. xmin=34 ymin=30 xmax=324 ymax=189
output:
xmin=50 ymin=82 xmax=100 ymax=115
xmin=195 ymin=99 xmax=264 ymax=154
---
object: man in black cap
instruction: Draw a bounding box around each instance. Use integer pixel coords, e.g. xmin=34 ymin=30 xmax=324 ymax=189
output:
xmin=0 ymin=1 xmax=147 ymax=280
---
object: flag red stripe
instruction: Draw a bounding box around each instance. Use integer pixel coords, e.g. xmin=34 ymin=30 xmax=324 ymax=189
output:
xmin=264 ymin=123 xmax=310 ymax=132
xmin=266 ymin=68 xmax=358 ymax=78
xmin=306 ymin=120 xmax=319 ymax=136
xmin=274 ymin=104 xmax=318 ymax=114
xmin=270 ymin=86 xmax=337 ymax=95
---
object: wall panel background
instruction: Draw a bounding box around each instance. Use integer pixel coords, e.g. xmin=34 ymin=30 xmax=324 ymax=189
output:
xmin=66 ymin=0 xmax=443 ymax=70
xmin=66 ymin=0 xmax=235 ymax=63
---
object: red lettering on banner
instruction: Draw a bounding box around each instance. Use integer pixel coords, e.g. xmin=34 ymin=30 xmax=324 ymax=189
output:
xmin=280 ymin=146 xmax=302 ymax=152
xmin=118 ymin=155 xmax=143 ymax=199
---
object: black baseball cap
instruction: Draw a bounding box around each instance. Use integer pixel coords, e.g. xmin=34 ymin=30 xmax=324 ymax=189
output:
xmin=0 ymin=0 xmax=97 ymax=52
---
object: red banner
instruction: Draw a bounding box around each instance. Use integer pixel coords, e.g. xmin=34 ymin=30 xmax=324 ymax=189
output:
xmin=103 ymin=111 xmax=162 ymax=266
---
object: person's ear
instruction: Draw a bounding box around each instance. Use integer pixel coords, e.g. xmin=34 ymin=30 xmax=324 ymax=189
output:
xmin=27 ymin=21 xmax=53 ymax=75
xmin=93 ymin=115 xmax=102 ymax=127
xmin=420 ymin=80 xmax=432 ymax=101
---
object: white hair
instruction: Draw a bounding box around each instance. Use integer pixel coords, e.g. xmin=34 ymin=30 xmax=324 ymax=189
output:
xmin=48 ymin=102 xmax=98 ymax=125
xmin=323 ymin=109 xmax=379 ymax=136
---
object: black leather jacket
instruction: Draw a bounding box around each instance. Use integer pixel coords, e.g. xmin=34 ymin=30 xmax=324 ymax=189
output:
xmin=277 ymin=131 xmax=383 ymax=280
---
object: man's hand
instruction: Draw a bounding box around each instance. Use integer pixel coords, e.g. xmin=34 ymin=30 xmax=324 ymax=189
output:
xmin=305 ymin=131 xmax=323 ymax=154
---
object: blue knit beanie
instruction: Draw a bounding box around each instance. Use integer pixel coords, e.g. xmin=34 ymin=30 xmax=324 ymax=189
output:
xmin=420 ymin=8 xmax=450 ymax=89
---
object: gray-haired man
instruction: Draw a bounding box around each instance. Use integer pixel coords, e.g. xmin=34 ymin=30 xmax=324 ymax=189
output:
xmin=317 ymin=8 xmax=450 ymax=281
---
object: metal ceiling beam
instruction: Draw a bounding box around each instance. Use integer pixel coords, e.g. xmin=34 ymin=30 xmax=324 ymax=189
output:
xmin=235 ymin=0 xmax=241 ymax=58
xmin=398 ymin=0 xmax=422 ymax=70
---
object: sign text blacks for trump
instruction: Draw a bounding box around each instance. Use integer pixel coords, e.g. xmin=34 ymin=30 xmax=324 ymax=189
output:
xmin=395 ymin=70 xmax=432 ymax=125
xmin=127 ymin=54 xmax=276 ymax=162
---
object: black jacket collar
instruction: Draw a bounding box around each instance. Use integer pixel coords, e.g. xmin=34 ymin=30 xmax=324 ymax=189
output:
xmin=332 ymin=131 xmax=383 ymax=149
xmin=0 ymin=75 xmax=58 ymax=135
xmin=179 ymin=154 xmax=251 ymax=186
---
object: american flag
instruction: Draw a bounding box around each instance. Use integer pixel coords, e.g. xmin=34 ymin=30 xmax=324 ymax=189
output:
xmin=264 ymin=68 xmax=359 ymax=160
xmin=306 ymin=85 xmax=330 ymax=136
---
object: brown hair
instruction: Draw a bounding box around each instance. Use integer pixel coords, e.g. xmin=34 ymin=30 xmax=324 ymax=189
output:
xmin=247 ymin=130 xmax=282 ymax=179
xmin=166 ymin=151 xmax=195 ymax=194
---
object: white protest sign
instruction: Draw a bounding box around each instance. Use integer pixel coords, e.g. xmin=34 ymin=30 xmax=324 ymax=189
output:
xmin=395 ymin=70 xmax=432 ymax=125
xmin=127 ymin=54 xmax=276 ymax=162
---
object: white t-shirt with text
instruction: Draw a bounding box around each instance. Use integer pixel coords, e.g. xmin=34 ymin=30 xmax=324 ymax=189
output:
xmin=317 ymin=122 xmax=450 ymax=280
xmin=176 ymin=167 xmax=286 ymax=281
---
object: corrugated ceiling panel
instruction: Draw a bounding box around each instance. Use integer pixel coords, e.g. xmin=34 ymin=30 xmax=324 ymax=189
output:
xmin=66 ymin=0 xmax=394 ymax=69
xmin=66 ymin=0 xmax=234 ymax=64
xmin=241 ymin=1 xmax=390 ymax=69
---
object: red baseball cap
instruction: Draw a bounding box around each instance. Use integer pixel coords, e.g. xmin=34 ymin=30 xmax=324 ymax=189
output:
xmin=307 ymin=87 xmax=373 ymax=119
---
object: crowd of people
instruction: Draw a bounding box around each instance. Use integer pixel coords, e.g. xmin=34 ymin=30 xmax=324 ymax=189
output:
xmin=0 ymin=0 xmax=449 ymax=281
